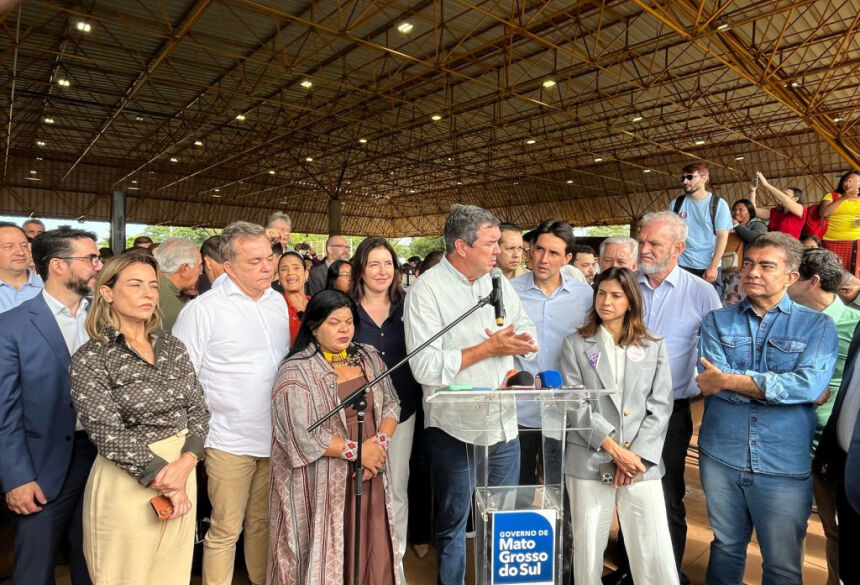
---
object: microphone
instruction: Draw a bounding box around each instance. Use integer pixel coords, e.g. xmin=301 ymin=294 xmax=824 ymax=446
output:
xmin=503 ymin=370 xmax=535 ymax=389
xmin=490 ymin=267 xmax=505 ymax=326
xmin=536 ymin=370 xmax=563 ymax=389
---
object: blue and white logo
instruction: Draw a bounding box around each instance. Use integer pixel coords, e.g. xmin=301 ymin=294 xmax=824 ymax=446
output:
xmin=491 ymin=509 xmax=555 ymax=585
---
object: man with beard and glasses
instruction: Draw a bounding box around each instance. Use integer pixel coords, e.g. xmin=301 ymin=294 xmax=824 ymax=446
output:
xmin=669 ymin=162 xmax=732 ymax=296
xmin=605 ymin=212 xmax=721 ymax=585
xmin=0 ymin=228 xmax=102 ymax=585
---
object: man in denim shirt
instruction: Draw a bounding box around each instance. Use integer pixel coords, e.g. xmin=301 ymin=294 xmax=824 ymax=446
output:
xmin=697 ymin=232 xmax=838 ymax=585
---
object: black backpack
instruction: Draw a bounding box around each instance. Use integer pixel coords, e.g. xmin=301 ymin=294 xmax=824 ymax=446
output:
xmin=672 ymin=193 xmax=724 ymax=234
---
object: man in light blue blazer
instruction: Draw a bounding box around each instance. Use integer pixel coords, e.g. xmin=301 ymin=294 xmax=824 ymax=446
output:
xmin=0 ymin=228 xmax=101 ymax=585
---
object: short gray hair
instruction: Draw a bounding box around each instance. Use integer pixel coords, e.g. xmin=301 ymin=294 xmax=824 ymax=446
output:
xmin=599 ymin=236 xmax=638 ymax=260
xmin=443 ymin=204 xmax=500 ymax=254
xmin=220 ymin=221 xmax=266 ymax=264
xmin=22 ymin=218 xmax=45 ymax=229
xmin=266 ymin=211 xmax=291 ymax=228
xmin=640 ymin=211 xmax=688 ymax=243
xmin=749 ymin=231 xmax=803 ymax=273
xmin=153 ymin=238 xmax=199 ymax=274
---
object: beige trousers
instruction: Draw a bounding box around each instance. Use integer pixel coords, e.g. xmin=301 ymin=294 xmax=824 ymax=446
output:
xmin=202 ymin=448 xmax=270 ymax=585
xmin=83 ymin=430 xmax=196 ymax=585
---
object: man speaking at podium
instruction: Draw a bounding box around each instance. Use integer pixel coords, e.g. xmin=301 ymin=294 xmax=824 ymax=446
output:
xmin=405 ymin=204 xmax=538 ymax=585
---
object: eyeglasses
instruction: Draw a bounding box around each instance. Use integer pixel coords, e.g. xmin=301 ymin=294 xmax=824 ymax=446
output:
xmin=59 ymin=254 xmax=103 ymax=266
xmin=338 ymin=273 xmax=351 ymax=278
xmin=681 ymin=174 xmax=699 ymax=181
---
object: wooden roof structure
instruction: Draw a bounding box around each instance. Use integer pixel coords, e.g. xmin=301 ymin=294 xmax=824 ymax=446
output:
xmin=1 ymin=0 xmax=858 ymax=236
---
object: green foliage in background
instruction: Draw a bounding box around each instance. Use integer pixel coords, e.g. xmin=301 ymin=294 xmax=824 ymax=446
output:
xmin=408 ymin=236 xmax=445 ymax=259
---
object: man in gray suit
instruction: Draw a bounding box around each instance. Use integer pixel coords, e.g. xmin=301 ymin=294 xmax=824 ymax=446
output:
xmin=306 ymin=235 xmax=350 ymax=296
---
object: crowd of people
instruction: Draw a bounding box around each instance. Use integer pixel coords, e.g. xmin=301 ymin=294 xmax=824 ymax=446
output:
xmin=0 ymin=161 xmax=859 ymax=585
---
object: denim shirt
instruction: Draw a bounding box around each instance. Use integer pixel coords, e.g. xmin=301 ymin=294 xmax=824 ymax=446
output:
xmin=698 ymin=293 xmax=838 ymax=477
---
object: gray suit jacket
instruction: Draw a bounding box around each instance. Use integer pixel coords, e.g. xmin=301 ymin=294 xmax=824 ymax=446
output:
xmin=560 ymin=330 xmax=673 ymax=481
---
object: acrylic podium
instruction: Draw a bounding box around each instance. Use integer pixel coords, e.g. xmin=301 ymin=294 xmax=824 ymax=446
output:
xmin=426 ymin=386 xmax=618 ymax=585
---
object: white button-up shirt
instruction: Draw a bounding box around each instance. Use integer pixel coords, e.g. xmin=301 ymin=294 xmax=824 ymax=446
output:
xmin=173 ymin=276 xmax=290 ymax=457
xmin=404 ymin=256 xmax=537 ymax=445
xmin=43 ymin=290 xmax=90 ymax=431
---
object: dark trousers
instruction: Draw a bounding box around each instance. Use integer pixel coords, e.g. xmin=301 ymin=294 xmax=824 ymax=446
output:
xmin=837 ymin=466 xmax=860 ymax=584
xmin=12 ymin=434 xmax=96 ymax=585
xmin=616 ymin=399 xmax=692 ymax=582
xmin=518 ymin=426 xmax=563 ymax=487
xmin=408 ymin=408 xmax=433 ymax=545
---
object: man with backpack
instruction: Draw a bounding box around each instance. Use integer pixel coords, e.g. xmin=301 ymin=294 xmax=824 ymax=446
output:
xmin=670 ymin=162 xmax=733 ymax=296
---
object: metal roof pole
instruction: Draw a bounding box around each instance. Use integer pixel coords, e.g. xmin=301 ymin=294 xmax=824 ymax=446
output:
xmin=111 ymin=189 xmax=127 ymax=254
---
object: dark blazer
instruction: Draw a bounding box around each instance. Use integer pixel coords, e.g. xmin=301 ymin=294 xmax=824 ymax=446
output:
xmin=0 ymin=294 xmax=80 ymax=500
xmin=816 ymin=320 xmax=860 ymax=513
xmin=307 ymin=261 xmax=328 ymax=296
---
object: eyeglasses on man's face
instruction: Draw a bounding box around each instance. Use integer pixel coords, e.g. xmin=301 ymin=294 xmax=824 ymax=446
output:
xmin=681 ymin=174 xmax=701 ymax=182
xmin=59 ymin=254 xmax=103 ymax=266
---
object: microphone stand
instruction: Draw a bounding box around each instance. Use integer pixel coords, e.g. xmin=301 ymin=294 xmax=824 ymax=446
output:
xmin=308 ymin=287 xmax=499 ymax=585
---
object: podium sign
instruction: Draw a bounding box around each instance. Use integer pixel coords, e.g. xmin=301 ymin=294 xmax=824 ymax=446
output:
xmin=491 ymin=509 xmax=555 ymax=585
xmin=427 ymin=387 xmax=619 ymax=584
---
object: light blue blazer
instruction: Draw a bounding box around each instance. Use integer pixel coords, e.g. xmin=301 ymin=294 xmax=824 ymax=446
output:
xmin=559 ymin=329 xmax=673 ymax=481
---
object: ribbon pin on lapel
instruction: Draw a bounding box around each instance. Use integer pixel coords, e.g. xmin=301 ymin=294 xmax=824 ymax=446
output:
xmin=588 ymin=352 xmax=600 ymax=368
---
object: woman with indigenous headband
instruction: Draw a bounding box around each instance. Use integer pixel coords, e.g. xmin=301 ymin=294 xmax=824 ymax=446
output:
xmin=269 ymin=289 xmax=400 ymax=585
xmin=348 ymin=236 xmax=423 ymax=577
xmin=70 ymin=253 xmax=209 ymax=584
xmin=750 ymin=171 xmax=806 ymax=238
xmin=820 ymin=170 xmax=860 ymax=276
xmin=277 ymin=250 xmax=310 ymax=345
xmin=560 ymin=267 xmax=676 ymax=585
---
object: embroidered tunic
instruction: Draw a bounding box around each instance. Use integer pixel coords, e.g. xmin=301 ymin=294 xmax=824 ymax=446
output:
xmin=269 ymin=343 xmax=400 ymax=585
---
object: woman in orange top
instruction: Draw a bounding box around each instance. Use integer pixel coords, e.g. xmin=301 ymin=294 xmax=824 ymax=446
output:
xmin=277 ymin=250 xmax=310 ymax=345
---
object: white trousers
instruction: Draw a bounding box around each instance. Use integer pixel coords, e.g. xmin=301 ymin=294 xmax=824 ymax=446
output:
xmin=388 ymin=413 xmax=416 ymax=584
xmin=565 ymin=475 xmax=678 ymax=585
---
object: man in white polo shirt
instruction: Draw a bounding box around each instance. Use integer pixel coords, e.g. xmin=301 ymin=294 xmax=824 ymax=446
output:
xmin=173 ymin=221 xmax=290 ymax=585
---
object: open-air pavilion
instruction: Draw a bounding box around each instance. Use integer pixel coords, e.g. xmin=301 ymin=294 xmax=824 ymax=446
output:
xmin=1 ymin=0 xmax=858 ymax=237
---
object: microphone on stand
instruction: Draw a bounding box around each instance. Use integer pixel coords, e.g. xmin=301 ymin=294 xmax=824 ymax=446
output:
xmin=503 ymin=370 xmax=536 ymax=389
xmin=490 ymin=267 xmax=505 ymax=326
xmin=536 ymin=370 xmax=563 ymax=389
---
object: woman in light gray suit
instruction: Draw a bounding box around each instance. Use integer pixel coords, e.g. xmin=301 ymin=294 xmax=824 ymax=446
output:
xmin=560 ymin=267 xmax=677 ymax=585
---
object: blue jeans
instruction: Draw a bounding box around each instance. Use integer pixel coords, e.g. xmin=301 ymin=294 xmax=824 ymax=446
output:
xmin=700 ymin=453 xmax=811 ymax=585
xmin=426 ymin=427 xmax=520 ymax=585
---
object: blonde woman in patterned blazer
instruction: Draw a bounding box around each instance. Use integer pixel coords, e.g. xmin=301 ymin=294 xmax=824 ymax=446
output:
xmin=70 ymin=253 xmax=209 ymax=585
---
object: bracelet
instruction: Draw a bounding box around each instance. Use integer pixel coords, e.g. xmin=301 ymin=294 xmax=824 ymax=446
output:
xmin=375 ymin=432 xmax=391 ymax=451
xmin=184 ymin=452 xmax=199 ymax=464
xmin=341 ymin=440 xmax=358 ymax=461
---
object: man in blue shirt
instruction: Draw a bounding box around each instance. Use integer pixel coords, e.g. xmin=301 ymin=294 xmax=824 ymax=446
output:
xmin=0 ymin=223 xmax=43 ymax=313
xmin=669 ymin=162 xmax=732 ymax=296
xmin=697 ymin=232 xmax=838 ymax=585
xmin=512 ymin=219 xmax=593 ymax=486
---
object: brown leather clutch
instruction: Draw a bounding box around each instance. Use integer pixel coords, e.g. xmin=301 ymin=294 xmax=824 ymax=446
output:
xmin=150 ymin=495 xmax=173 ymax=520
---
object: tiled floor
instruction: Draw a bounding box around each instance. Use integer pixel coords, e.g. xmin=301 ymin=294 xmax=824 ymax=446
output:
xmin=1 ymin=399 xmax=830 ymax=585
